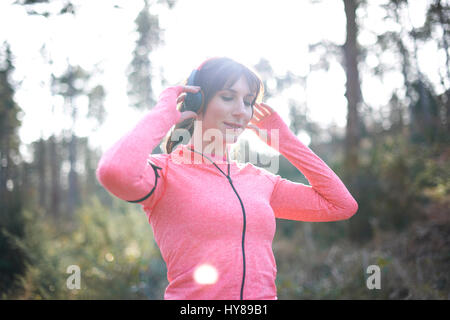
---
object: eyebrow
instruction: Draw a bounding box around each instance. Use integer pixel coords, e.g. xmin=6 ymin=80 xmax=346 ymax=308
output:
xmin=222 ymin=88 xmax=256 ymax=98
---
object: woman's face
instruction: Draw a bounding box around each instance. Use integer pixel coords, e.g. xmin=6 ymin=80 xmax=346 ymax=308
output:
xmin=197 ymin=75 xmax=255 ymax=144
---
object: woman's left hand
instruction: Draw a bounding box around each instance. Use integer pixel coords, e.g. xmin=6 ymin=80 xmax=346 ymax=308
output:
xmin=247 ymin=102 xmax=275 ymax=128
xmin=245 ymin=102 xmax=277 ymax=144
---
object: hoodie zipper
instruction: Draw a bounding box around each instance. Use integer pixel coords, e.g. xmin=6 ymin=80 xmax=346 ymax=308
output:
xmin=226 ymin=174 xmax=247 ymax=300
xmin=188 ymin=147 xmax=247 ymax=300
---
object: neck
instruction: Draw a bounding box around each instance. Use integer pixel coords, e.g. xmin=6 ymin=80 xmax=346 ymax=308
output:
xmin=187 ymin=122 xmax=238 ymax=162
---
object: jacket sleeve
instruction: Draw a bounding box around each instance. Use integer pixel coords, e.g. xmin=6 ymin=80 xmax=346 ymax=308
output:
xmin=96 ymin=86 xmax=183 ymax=209
xmin=257 ymin=112 xmax=359 ymax=222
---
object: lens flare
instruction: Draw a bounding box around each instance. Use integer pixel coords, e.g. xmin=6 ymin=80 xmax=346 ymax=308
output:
xmin=193 ymin=264 xmax=218 ymax=285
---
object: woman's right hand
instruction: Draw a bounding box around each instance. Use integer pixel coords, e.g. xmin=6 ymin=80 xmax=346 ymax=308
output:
xmin=175 ymin=85 xmax=201 ymax=124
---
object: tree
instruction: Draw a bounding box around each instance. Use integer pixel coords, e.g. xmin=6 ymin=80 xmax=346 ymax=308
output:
xmin=417 ymin=0 xmax=450 ymax=84
xmin=48 ymin=134 xmax=62 ymax=218
xmin=374 ymin=0 xmax=449 ymax=144
xmin=127 ymin=0 xmax=165 ymax=110
xmin=14 ymin=0 xmax=76 ymax=17
xmin=127 ymin=0 xmax=179 ymax=154
xmin=343 ymin=0 xmax=362 ymax=177
xmin=50 ymin=64 xmax=105 ymax=217
xmin=0 ymin=42 xmax=27 ymax=296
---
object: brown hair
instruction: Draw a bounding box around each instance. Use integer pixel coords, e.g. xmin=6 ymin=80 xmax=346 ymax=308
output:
xmin=164 ymin=57 xmax=264 ymax=154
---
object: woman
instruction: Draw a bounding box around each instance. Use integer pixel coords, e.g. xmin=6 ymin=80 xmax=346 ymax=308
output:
xmin=96 ymin=57 xmax=358 ymax=300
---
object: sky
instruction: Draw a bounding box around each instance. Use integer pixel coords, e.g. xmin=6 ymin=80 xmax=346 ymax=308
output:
xmin=0 ymin=0 xmax=440 ymax=160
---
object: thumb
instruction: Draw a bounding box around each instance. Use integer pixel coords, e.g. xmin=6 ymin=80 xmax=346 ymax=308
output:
xmin=178 ymin=111 xmax=198 ymax=124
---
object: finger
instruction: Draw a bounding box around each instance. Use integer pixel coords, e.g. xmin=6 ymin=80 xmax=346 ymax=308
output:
xmin=179 ymin=111 xmax=198 ymax=123
xmin=251 ymin=115 xmax=261 ymax=122
xmin=254 ymin=103 xmax=269 ymax=116
xmin=248 ymin=116 xmax=258 ymax=124
xmin=253 ymin=107 xmax=265 ymax=118
xmin=177 ymin=93 xmax=186 ymax=103
xmin=257 ymin=103 xmax=271 ymax=115
xmin=260 ymin=103 xmax=273 ymax=113
xmin=183 ymin=85 xmax=201 ymax=93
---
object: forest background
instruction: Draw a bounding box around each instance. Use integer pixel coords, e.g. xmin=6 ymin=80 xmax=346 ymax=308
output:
xmin=0 ymin=0 xmax=449 ymax=299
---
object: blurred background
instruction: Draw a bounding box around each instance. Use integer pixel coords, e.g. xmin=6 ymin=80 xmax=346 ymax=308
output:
xmin=0 ymin=0 xmax=449 ymax=299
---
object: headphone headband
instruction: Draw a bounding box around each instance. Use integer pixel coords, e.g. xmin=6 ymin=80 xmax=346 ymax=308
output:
xmin=183 ymin=57 xmax=221 ymax=113
xmin=196 ymin=56 xmax=222 ymax=71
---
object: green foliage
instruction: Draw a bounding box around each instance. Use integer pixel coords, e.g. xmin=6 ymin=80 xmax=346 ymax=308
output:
xmin=0 ymin=42 xmax=22 ymax=153
xmin=0 ymin=41 xmax=28 ymax=298
xmin=17 ymin=0 xmax=76 ymax=17
xmin=5 ymin=196 xmax=168 ymax=299
xmin=344 ymin=129 xmax=449 ymax=244
xmin=275 ymin=218 xmax=450 ymax=299
xmin=0 ymin=227 xmax=29 ymax=298
xmin=273 ymin=123 xmax=450 ymax=299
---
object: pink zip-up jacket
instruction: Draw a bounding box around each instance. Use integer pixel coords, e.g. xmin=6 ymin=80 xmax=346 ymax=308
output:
xmin=96 ymin=85 xmax=358 ymax=300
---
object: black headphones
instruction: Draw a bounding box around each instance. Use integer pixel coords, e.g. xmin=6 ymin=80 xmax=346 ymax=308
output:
xmin=183 ymin=68 xmax=204 ymax=113
xmin=183 ymin=57 xmax=256 ymax=118
xmin=183 ymin=57 xmax=219 ymax=114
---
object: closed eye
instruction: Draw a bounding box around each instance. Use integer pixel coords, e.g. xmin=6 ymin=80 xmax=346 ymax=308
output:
xmin=221 ymin=96 xmax=253 ymax=107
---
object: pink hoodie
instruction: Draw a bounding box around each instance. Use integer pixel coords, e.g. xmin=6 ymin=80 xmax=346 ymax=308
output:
xmin=96 ymin=85 xmax=358 ymax=300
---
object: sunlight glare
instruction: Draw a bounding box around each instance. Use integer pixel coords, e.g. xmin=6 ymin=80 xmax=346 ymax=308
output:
xmin=193 ymin=264 xmax=218 ymax=285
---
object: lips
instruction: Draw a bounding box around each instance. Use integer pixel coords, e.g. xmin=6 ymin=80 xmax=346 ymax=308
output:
xmin=223 ymin=121 xmax=243 ymax=129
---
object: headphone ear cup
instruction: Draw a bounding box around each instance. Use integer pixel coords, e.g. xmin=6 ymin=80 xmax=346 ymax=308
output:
xmin=184 ymin=90 xmax=204 ymax=113
xmin=184 ymin=69 xmax=204 ymax=113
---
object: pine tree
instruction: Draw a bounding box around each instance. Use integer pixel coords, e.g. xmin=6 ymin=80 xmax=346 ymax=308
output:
xmin=0 ymin=42 xmax=27 ymax=297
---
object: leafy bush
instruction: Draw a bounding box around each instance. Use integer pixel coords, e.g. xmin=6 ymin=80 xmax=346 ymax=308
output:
xmin=6 ymin=196 xmax=168 ymax=299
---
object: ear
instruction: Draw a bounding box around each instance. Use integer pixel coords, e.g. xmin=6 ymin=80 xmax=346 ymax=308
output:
xmin=197 ymin=103 xmax=206 ymax=118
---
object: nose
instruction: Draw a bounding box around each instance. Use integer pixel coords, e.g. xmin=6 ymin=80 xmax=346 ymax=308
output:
xmin=232 ymin=98 xmax=249 ymax=116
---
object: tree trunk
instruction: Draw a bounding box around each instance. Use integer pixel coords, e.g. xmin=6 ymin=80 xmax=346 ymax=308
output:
xmin=343 ymin=0 xmax=361 ymax=176
xmin=435 ymin=0 xmax=450 ymax=83
xmin=67 ymin=133 xmax=79 ymax=217
xmin=49 ymin=135 xmax=61 ymax=218
xmin=343 ymin=0 xmax=372 ymax=243
xmin=37 ymin=137 xmax=47 ymax=211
